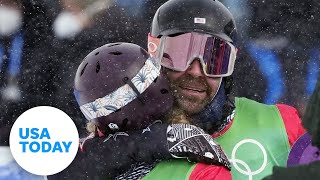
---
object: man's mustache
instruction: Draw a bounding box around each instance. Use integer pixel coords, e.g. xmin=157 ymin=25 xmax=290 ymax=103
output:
xmin=174 ymin=75 xmax=209 ymax=90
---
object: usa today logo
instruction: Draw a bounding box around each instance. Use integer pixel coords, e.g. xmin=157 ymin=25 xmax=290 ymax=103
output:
xmin=9 ymin=106 xmax=79 ymax=176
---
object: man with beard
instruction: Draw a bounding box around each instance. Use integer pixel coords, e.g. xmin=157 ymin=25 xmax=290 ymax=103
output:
xmin=144 ymin=0 xmax=306 ymax=179
xmin=49 ymin=42 xmax=232 ymax=180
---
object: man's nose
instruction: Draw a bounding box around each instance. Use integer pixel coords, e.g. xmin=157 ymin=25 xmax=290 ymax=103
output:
xmin=186 ymin=59 xmax=204 ymax=77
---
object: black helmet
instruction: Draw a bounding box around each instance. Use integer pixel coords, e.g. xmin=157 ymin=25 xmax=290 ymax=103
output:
xmin=74 ymin=43 xmax=173 ymax=132
xmin=149 ymin=0 xmax=236 ymax=95
xmin=151 ymin=0 xmax=237 ymax=43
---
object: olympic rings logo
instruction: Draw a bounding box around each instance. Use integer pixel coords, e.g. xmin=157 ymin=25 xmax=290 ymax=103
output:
xmin=229 ymin=139 xmax=267 ymax=180
xmin=148 ymin=42 xmax=158 ymax=53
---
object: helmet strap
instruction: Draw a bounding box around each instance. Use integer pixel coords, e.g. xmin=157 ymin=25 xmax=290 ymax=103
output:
xmin=123 ymin=77 xmax=146 ymax=105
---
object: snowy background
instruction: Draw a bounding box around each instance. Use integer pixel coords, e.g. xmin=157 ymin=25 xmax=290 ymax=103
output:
xmin=0 ymin=0 xmax=319 ymax=177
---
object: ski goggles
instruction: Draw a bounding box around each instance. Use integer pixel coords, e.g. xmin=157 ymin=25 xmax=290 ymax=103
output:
xmin=154 ymin=32 xmax=237 ymax=77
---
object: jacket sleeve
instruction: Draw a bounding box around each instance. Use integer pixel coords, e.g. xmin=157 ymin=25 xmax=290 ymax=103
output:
xmin=189 ymin=163 xmax=232 ymax=180
xmin=276 ymin=104 xmax=306 ymax=147
xmin=48 ymin=123 xmax=171 ymax=180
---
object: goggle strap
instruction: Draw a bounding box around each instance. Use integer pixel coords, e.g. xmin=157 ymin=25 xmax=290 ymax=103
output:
xmin=148 ymin=33 xmax=160 ymax=58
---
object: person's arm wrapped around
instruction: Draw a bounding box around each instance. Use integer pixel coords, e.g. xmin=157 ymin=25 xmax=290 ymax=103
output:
xmin=49 ymin=123 xmax=171 ymax=179
xmin=49 ymin=123 xmax=231 ymax=179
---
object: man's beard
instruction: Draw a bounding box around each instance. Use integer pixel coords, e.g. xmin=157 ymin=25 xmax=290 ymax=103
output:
xmin=168 ymin=74 xmax=218 ymax=115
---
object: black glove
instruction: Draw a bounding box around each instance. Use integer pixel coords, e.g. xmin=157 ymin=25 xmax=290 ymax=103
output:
xmin=167 ymin=124 xmax=231 ymax=170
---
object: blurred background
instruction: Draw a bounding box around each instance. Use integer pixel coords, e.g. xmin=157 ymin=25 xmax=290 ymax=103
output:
xmin=0 ymin=0 xmax=319 ymax=178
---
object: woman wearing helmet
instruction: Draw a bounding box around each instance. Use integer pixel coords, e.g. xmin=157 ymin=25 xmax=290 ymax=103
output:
xmin=145 ymin=0 xmax=305 ymax=179
xmin=49 ymin=42 xmax=231 ymax=179
xmin=73 ymin=42 xmax=174 ymax=134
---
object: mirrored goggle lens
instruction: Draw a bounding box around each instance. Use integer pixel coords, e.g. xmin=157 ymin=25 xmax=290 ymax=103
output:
xmin=159 ymin=32 xmax=236 ymax=77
